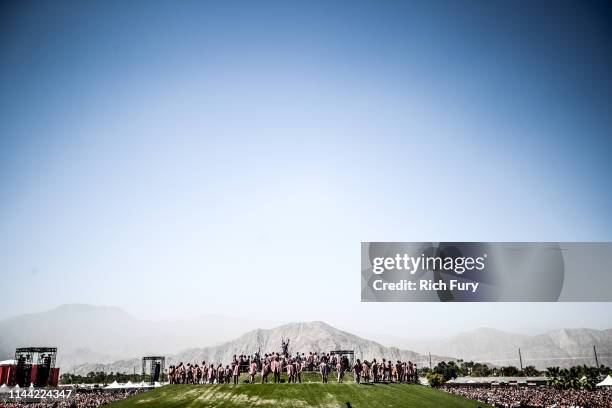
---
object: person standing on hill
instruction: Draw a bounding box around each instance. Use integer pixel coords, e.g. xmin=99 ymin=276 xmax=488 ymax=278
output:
xmin=307 ymin=353 xmax=314 ymax=371
xmin=296 ymin=359 xmax=303 ymax=383
xmin=239 ymin=355 xmax=245 ymax=372
xmin=261 ymin=358 xmax=271 ymax=383
xmin=202 ymin=361 xmax=208 ymax=384
xmin=208 ymin=363 xmax=215 ymax=384
xmin=272 ymin=356 xmax=282 ymax=383
xmin=372 ymin=359 xmax=379 ymax=383
xmin=342 ymin=355 xmax=349 ymax=372
xmin=181 ymin=363 xmax=188 ymax=384
xmin=248 ymin=360 xmax=257 ymax=383
xmin=195 ymin=364 xmax=202 ymax=384
xmin=362 ymin=360 xmax=371 ymax=384
xmin=217 ymin=364 xmax=225 ymax=384
xmin=185 ymin=363 xmax=191 ymax=384
xmin=232 ymin=362 xmax=240 ymax=385
xmin=336 ymin=361 xmax=344 ymax=383
xmin=168 ymin=365 xmax=175 ymax=385
xmin=286 ymin=359 xmax=295 ymax=383
xmin=353 ymin=359 xmax=362 ymax=384
xmin=320 ymin=360 xmax=329 ymax=383
xmin=225 ymin=365 xmax=232 ymax=384
xmin=270 ymin=357 xmax=277 ymax=383
xmin=392 ymin=361 xmax=399 ymax=383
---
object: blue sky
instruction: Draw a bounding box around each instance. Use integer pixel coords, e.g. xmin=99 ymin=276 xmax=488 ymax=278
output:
xmin=1 ymin=0 xmax=611 ymax=336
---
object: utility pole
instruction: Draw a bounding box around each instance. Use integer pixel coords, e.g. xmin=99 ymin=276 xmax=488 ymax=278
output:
xmin=429 ymin=352 xmax=432 ymax=370
xmin=518 ymin=348 xmax=523 ymax=371
xmin=594 ymin=345 xmax=599 ymax=368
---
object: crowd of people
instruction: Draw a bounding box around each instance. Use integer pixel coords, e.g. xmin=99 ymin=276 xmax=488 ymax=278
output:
xmin=442 ymin=385 xmax=612 ymax=408
xmin=167 ymin=350 xmax=420 ymax=385
xmin=0 ymin=390 xmax=143 ymax=408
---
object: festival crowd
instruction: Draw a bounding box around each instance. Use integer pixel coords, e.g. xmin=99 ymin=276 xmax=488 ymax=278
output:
xmin=442 ymin=385 xmax=612 ymax=408
xmin=167 ymin=347 xmax=419 ymax=385
xmin=0 ymin=390 xmax=143 ymax=408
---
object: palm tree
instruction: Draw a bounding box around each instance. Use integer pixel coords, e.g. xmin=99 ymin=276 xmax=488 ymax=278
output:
xmin=546 ymin=367 xmax=561 ymax=388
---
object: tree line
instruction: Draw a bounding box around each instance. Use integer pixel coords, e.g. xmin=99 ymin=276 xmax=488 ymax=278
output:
xmin=422 ymin=360 xmax=611 ymax=388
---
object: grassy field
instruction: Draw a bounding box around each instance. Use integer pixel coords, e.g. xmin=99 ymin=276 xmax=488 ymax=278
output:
xmin=108 ymin=373 xmax=490 ymax=408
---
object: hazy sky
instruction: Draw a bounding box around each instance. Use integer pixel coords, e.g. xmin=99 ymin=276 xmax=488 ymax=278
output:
xmin=1 ymin=1 xmax=611 ymax=338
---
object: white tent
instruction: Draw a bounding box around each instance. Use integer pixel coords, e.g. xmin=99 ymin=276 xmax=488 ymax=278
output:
xmin=153 ymin=381 xmax=163 ymax=388
xmin=596 ymin=375 xmax=612 ymax=387
xmin=105 ymin=381 xmax=122 ymax=389
xmin=124 ymin=381 xmax=135 ymax=388
xmin=137 ymin=381 xmax=148 ymax=388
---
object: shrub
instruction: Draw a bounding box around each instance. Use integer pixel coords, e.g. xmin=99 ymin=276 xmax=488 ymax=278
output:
xmin=426 ymin=372 xmax=445 ymax=387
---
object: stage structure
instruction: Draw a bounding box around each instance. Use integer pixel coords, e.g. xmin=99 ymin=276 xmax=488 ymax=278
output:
xmin=330 ymin=349 xmax=355 ymax=370
xmin=142 ymin=356 xmax=165 ymax=385
xmin=13 ymin=347 xmax=58 ymax=387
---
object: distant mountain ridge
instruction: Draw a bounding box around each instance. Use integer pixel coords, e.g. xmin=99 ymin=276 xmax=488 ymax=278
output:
xmin=1 ymin=304 xmax=610 ymax=373
xmin=71 ymin=321 xmax=450 ymax=375
xmin=0 ymin=304 xmax=273 ymax=370
xmin=419 ymin=327 xmax=612 ymax=370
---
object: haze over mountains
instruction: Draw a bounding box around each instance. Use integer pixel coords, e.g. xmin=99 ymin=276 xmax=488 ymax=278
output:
xmin=71 ymin=321 xmax=450 ymax=375
xmin=1 ymin=305 xmax=610 ymax=373
xmin=409 ymin=327 xmax=612 ymax=370
xmin=0 ymin=304 xmax=273 ymax=369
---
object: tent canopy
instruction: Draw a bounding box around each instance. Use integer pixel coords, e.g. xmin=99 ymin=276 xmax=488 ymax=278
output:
xmin=105 ymin=381 xmax=122 ymax=389
xmin=596 ymin=375 xmax=612 ymax=387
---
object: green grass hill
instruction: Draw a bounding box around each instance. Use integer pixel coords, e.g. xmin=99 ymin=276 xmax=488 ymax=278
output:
xmin=108 ymin=372 xmax=489 ymax=408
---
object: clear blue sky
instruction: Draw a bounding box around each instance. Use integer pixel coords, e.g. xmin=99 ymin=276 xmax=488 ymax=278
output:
xmin=1 ymin=0 xmax=611 ymax=336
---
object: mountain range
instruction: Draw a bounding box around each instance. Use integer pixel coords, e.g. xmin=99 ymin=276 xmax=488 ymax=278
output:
xmin=70 ymin=321 xmax=449 ymax=375
xmin=1 ymin=304 xmax=610 ymax=373
xmin=414 ymin=327 xmax=612 ymax=369
xmin=0 ymin=304 xmax=272 ymax=369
